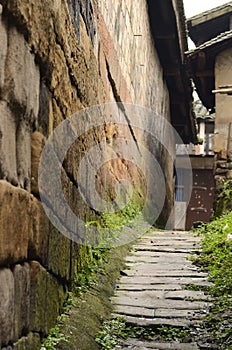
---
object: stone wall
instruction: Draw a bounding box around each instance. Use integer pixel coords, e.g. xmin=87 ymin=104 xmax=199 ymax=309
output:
xmin=214 ymin=47 xmax=232 ymax=186
xmin=0 ymin=0 xmax=175 ymax=348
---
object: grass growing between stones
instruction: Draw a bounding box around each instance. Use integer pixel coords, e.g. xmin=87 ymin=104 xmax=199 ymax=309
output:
xmin=95 ymin=317 xmax=191 ymax=350
xmin=40 ymin=293 xmax=74 ymax=350
xmin=192 ymin=211 xmax=232 ymax=349
xmin=40 ymin=202 xmax=147 ymax=350
xmin=40 ymin=243 xmax=131 ymax=350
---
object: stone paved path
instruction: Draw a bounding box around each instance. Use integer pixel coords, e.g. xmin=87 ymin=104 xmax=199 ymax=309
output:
xmin=111 ymin=230 xmax=213 ymax=349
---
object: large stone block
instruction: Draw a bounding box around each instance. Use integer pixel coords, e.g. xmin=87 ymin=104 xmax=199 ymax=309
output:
xmin=0 ymin=99 xmax=32 ymax=190
xmin=0 ymin=268 xmax=14 ymax=347
xmin=29 ymin=261 xmax=47 ymax=333
xmin=0 ymin=23 xmax=40 ymax=190
xmin=13 ymin=263 xmax=30 ymax=341
xmin=0 ymin=181 xmax=49 ymax=267
xmin=0 ymin=101 xmax=18 ymax=186
xmin=0 ymin=5 xmax=7 ymax=92
xmin=16 ymin=120 xmax=32 ymax=191
xmin=28 ymin=199 xmax=49 ymax=267
xmin=4 ymin=25 xmax=40 ymax=120
xmin=47 ymin=224 xmax=71 ymax=281
xmin=0 ymin=181 xmax=30 ymax=265
xmin=46 ymin=273 xmax=63 ymax=332
xmin=31 ymin=131 xmax=46 ymax=195
xmin=29 ymin=261 xmax=67 ymax=335
xmin=13 ymin=332 xmax=41 ymax=350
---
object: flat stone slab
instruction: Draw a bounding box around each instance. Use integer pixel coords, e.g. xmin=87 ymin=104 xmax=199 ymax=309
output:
xmin=113 ymin=305 xmax=202 ymax=319
xmin=131 ymin=251 xmax=193 ymax=258
xmin=119 ymin=276 xmax=210 ymax=285
xmin=115 ymin=290 xmax=211 ymax=301
xmin=125 ymin=256 xmax=189 ymax=264
xmin=113 ymin=296 xmax=210 ymax=310
xmin=133 ymin=247 xmax=200 ymax=253
xmin=112 ymin=314 xmax=200 ymax=328
xmin=121 ymin=269 xmax=207 ymax=277
xmin=121 ymin=338 xmax=200 ymax=349
xmin=137 ymin=241 xmax=200 ymax=247
xmin=116 ymin=283 xmax=184 ymax=291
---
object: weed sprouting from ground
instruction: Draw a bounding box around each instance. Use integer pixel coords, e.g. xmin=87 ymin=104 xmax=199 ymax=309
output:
xmin=95 ymin=318 xmax=191 ymax=349
xmin=192 ymin=211 xmax=232 ymax=349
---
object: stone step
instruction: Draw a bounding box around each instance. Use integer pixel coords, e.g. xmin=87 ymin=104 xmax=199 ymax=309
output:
xmin=119 ymin=276 xmax=210 ymax=285
xmin=125 ymin=256 xmax=190 ymax=264
xmin=133 ymin=247 xmax=200 ymax=254
xmin=112 ymin=314 xmax=201 ymax=328
xmin=115 ymin=290 xmax=211 ymax=301
xmin=137 ymin=241 xmax=200 ymax=247
xmin=113 ymin=305 xmax=202 ymax=319
xmin=113 ymin=296 xmax=211 ymax=310
xmin=121 ymin=338 xmax=200 ymax=349
xmin=125 ymin=263 xmax=198 ymax=270
xmin=121 ymin=269 xmax=207 ymax=278
xmin=116 ymin=283 xmax=185 ymax=291
xmin=131 ymin=251 xmax=193 ymax=258
xmin=139 ymin=236 xmax=200 ymax=241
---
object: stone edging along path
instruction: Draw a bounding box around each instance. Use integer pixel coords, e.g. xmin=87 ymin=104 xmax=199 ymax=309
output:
xmin=111 ymin=230 xmax=215 ymax=350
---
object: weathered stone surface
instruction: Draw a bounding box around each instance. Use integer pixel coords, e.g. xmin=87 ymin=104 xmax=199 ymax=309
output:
xmin=125 ymin=262 xmax=196 ymax=270
xmin=0 ymin=4 xmax=7 ymax=92
xmin=116 ymin=283 xmax=184 ymax=291
xmin=112 ymin=314 xmax=197 ymax=328
xmin=0 ymin=181 xmax=49 ymax=267
xmin=47 ymin=224 xmax=71 ymax=281
xmin=122 ymin=338 xmax=199 ymax=349
xmin=31 ymin=131 xmax=46 ymax=195
xmin=13 ymin=332 xmax=41 ymax=350
xmin=227 ymin=169 xmax=232 ymax=179
xmin=114 ymin=305 xmax=154 ymax=318
xmin=4 ymin=25 xmax=40 ymax=119
xmin=29 ymin=261 xmax=67 ymax=335
xmin=13 ymin=263 xmax=30 ymax=341
xmin=0 ymin=268 xmax=14 ymax=347
xmin=0 ymin=22 xmax=40 ymax=190
xmin=122 ymin=268 xmax=207 ymax=278
xmin=119 ymin=276 xmax=210 ymax=286
xmin=28 ymin=199 xmax=49 ymax=267
xmin=115 ymin=290 xmax=210 ymax=301
xmin=0 ymin=181 xmax=30 ymax=265
xmin=133 ymin=245 xmax=199 ymax=253
xmin=29 ymin=261 xmax=47 ymax=333
xmin=46 ymin=273 xmax=66 ymax=332
xmin=113 ymin=296 xmax=210 ymax=310
xmin=0 ymin=102 xmax=18 ymax=185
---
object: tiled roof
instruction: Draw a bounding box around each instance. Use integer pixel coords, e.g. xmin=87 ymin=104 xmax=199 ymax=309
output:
xmin=186 ymin=30 xmax=232 ymax=56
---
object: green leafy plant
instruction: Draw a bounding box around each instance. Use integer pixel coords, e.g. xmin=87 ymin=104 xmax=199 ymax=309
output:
xmin=95 ymin=317 xmax=155 ymax=350
xmin=155 ymin=326 xmax=190 ymax=342
xmin=214 ymin=180 xmax=232 ymax=217
xmin=40 ymin=292 xmax=74 ymax=350
xmin=96 ymin=318 xmax=192 ymax=349
xmin=192 ymin=211 xmax=232 ymax=349
xmin=102 ymin=201 xmax=142 ymax=229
